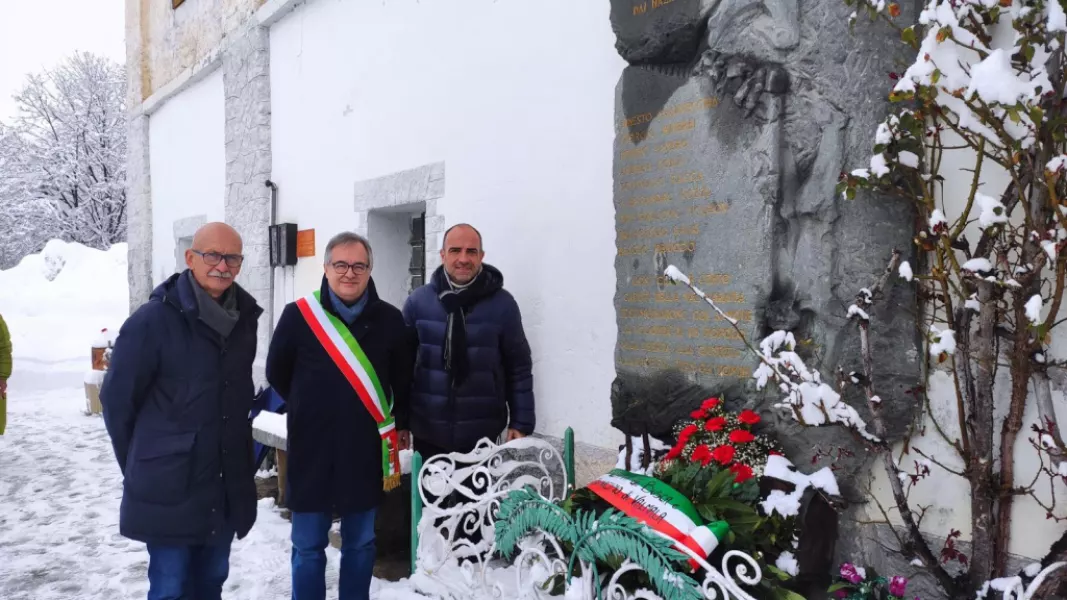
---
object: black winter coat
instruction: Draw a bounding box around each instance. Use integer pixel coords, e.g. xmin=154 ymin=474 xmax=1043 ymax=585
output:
xmin=266 ymin=277 xmax=413 ymax=514
xmin=402 ymin=266 xmax=535 ymax=452
xmin=102 ymin=271 xmax=262 ymax=546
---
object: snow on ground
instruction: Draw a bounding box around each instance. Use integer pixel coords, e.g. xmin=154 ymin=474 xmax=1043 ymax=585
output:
xmin=0 ymin=242 xmax=432 ymax=599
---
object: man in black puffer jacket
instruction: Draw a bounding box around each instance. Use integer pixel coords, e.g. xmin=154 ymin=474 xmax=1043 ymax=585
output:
xmin=402 ymin=223 xmax=535 ymax=457
xmin=102 ymin=222 xmax=260 ymax=600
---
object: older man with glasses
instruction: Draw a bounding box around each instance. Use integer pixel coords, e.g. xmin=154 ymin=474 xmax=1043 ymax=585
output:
xmin=266 ymin=231 xmax=414 ymax=600
xmin=102 ymin=222 xmax=262 ymax=600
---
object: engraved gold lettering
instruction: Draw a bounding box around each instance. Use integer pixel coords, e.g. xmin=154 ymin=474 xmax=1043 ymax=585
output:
xmin=703 ymin=327 xmax=738 ymax=339
xmin=619 ymin=308 xmax=688 ymax=320
xmin=627 ymin=193 xmax=672 ymax=208
xmin=620 ymin=147 xmax=649 ymax=161
xmin=658 ymin=157 xmax=684 ymax=170
xmin=690 ymin=202 xmax=730 ymax=216
xmin=618 ymin=226 xmax=669 ymax=242
xmin=680 ymin=185 xmax=712 ymax=201
xmin=623 ymin=112 xmax=653 ymax=128
xmin=617 ymin=244 xmax=649 ymax=257
xmin=654 ymin=240 xmax=696 ymax=253
xmin=661 ymin=118 xmax=695 ymax=136
xmin=623 ymin=291 xmax=651 ymax=303
xmin=672 ymin=223 xmax=700 ymax=237
xmin=621 ymin=163 xmax=655 ymax=177
xmin=655 ymin=139 xmax=688 ymax=154
xmin=718 ymin=365 xmax=749 ymax=378
xmin=698 ymin=345 xmax=743 ymax=358
xmin=718 ymin=309 xmax=753 ymax=322
xmin=633 ymin=2 xmax=648 ymax=15
xmin=670 ymin=171 xmax=704 ymax=185
xmin=618 ymin=208 xmax=681 ymax=225
xmin=619 ymin=177 xmax=664 ymax=192
xmin=697 ymin=273 xmax=731 ymax=286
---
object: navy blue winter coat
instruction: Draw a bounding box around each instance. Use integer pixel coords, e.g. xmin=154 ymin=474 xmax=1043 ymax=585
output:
xmin=266 ymin=277 xmax=413 ymax=514
xmin=402 ymin=265 xmax=535 ymax=452
xmin=102 ymin=271 xmax=262 ymax=546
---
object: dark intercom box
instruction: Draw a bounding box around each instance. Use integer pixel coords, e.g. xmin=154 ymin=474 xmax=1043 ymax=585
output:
xmin=269 ymin=223 xmax=298 ymax=266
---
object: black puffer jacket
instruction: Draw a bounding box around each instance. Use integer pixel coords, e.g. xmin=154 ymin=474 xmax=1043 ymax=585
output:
xmin=402 ymin=265 xmax=535 ymax=452
xmin=102 ymin=271 xmax=261 ymax=546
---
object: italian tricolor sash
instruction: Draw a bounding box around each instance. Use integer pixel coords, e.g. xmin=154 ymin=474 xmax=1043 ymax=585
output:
xmin=587 ymin=469 xmax=728 ymax=570
xmin=296 ymin=290 xmax=401 ymax=491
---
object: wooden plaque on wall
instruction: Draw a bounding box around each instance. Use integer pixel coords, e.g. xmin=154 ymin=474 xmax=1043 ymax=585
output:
xmin=296 ymin=229 xmax=316 ymax=258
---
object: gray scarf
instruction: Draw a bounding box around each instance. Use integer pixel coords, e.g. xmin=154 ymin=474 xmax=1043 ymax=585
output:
xmin=191 ymin=278 xmax=240 ymax=339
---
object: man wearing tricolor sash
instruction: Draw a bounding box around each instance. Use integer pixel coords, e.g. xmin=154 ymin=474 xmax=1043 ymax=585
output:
xmin=267 ymin=232 xmax=414 ymax=600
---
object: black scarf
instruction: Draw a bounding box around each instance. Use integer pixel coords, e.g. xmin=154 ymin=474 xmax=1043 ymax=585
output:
xmin=434 ymin=264 xmax=504 ymax=387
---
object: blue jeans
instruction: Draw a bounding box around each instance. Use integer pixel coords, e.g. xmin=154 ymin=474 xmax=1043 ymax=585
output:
xmin=146 ymin=535 xmax=234 ymax=600
xmin=291 ymin=509 xmax=376 ymax=600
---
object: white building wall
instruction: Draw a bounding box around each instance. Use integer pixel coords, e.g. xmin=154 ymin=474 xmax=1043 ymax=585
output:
xmin=268 ymin=0 xmax=626 ymax=449
xmin=147 ymin=68 xmax=226 ymax=284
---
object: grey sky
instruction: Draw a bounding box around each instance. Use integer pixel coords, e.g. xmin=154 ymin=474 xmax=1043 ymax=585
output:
xmin=0 ymin=0 xmax=125 ymax=121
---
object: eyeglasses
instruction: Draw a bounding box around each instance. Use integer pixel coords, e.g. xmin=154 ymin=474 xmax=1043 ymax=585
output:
xmin=192 ymin=250 xmax=244 ymax=268
xmin=332 ymin=262 xmax=369 ymax=275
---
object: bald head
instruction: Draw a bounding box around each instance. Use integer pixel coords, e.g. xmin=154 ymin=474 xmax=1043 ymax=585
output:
xmin=192 ymin=222 xmax=242 ymax=252
xmin=185 ymin=222 xmax=244 ymax=298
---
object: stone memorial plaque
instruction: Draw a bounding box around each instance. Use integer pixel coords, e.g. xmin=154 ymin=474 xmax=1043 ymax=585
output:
xmin=608 ymin=0 xmax=919 ymax=448
xmin=608 ymin=0 xmax=928 ymax=593
xmin=613 ymin=67 xmax=777 ymax=387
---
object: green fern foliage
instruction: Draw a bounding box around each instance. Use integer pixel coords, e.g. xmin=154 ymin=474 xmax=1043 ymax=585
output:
xmin=495 ymin=487 xmax=580 ymax=557
xmin=495 ymin=488 xmax=707 ymax=600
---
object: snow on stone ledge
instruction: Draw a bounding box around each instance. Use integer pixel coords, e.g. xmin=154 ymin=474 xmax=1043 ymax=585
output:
xmin=251 ymin=411 xmax=288 ymax=450
xmin=83 ymin=370 xmax=106 ymax=386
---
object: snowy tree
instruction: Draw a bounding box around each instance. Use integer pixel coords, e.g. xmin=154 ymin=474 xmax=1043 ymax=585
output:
xmin=0 ymin=52 xmax=126 ymax=252
xmin=669 ymin=0 xmax=1067 ymax=597
xmin=0 ymin=124 xmax=57 ymax=268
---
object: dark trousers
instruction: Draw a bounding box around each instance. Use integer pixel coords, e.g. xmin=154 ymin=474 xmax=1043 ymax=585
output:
xmin=146 ymin=534 xmax=233 ymax=600
xmin=290 ymin=509 xmax=376 ymax=600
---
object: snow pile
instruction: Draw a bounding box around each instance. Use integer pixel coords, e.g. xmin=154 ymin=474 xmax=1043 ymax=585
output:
xmin=0 ymin=240 xmax=128 ymax=364
xmin=760 ymin=455 xmax=840 ymax=518
xmin=753 ymin=331 xmax=879 ymax=442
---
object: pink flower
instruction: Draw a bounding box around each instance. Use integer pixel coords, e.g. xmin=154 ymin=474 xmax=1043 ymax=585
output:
xmin=839 ymin=563 xmax=864 ymax=584
xmin=889 ymin=576 xmax=908 ymax=597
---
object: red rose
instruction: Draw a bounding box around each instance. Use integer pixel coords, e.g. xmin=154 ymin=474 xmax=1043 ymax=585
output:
xmin=738 ymin=409 xmax=761 ymax=425
xmin=691 ymin=444 xmax=713 ymax=466
xmin=769 ymin=450 xmax=783 ymax=456
xmin=690 ymin=409 xmax=708 ymax=420
xmin=701 ymin=397 xmax=721 ymax=411
xmin=704 ymin=416 xmax=727 ymax=432
xmin=729 ymin=430 xmax=756 ymax=444
xmin=678 ymin=425 xmax=699 ymax=446
xmin=730 ymin=463 xmax=754 ymax=483
xmin=665 ymin=444 xmax=683 ymax=461
xmin=710 ymin=445 xmax=735 ymax=464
